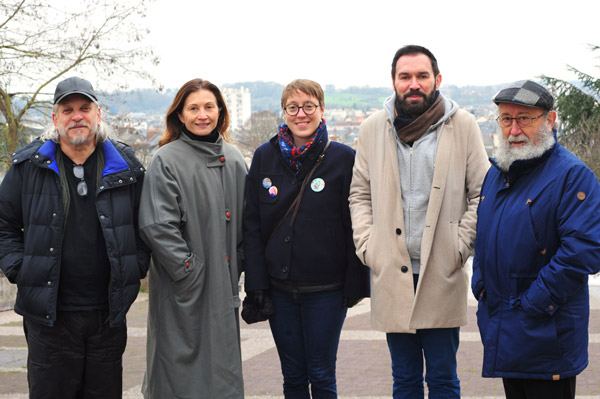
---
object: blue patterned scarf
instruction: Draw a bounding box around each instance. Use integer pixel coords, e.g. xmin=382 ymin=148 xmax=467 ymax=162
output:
xmin=278 ymin=119 xmax=327 ymax=173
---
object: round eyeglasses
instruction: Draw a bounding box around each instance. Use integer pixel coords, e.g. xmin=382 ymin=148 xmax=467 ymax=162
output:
xmin=283 ymin=103 xmax=320 ymax=116
xmin=496 ymin=112 xmax=547 ymax=128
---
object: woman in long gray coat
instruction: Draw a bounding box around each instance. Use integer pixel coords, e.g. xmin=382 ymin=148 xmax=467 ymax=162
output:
xmin=139 ymin=79 xmax=247 ymax=399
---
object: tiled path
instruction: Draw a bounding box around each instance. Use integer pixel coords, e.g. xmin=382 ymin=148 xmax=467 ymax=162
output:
xmin=1 ymin=274 xmax=599 ymax=399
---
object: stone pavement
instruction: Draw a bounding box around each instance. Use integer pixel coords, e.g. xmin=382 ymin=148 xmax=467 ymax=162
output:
xmin=1 ymin=277 xmax=599 ymax=398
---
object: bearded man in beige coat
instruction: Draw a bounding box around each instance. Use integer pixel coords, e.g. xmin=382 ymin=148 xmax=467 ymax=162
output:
xmin=349 ymin=45 xmax=489 ymax=398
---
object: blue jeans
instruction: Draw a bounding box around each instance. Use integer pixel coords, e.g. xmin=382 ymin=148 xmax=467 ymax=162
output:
xmin=269 ymin=288 xmax=347 ymax=399
xmin=386 ymin=275 xmax=460 ymax=399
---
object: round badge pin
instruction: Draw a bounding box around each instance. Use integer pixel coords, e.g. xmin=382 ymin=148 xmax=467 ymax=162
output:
xmin=262 ymin=177 xmax=272 ymax=189
xmin=268 ymin=186 xmax=278 ymax=197
xmin=311 ymin=178 xmax=325 ymax=192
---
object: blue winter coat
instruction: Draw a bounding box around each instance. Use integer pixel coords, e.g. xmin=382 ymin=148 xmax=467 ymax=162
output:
xmin=472 ymin=142 xmax=600 ymax=380
xmin=0 ymin=138 xmax=150 ymax=327
xmin=243 ymin=134 xmax=370 ymax=298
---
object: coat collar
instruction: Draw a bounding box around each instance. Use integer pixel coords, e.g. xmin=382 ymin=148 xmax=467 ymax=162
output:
xmin=179 ymin=130 xmax=224 ymax=156
xmin=13 ymin=138 xmax=135 ymax=177
xmin=490 ymin=141 xmax=557 ymax=186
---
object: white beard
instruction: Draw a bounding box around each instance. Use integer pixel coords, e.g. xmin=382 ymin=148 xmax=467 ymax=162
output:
xmin=58 ymin=121 xmax=98 ymax=147
xmin=494 ymin=124 xmax=556 ymax=172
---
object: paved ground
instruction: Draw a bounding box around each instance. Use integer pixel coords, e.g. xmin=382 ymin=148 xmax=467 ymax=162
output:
xmin=1 ymin=273 xmax=599 ymax=399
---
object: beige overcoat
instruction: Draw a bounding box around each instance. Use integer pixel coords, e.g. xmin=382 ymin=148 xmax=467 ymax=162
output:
xmin=349 ymin=104 xmax=489 ymax=333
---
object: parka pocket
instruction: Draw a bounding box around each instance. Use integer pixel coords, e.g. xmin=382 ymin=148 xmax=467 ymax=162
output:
xmin=496 ymin=306 xmax=561 ymax=373
xmin=476 ymin=295 xmax=489 ymax=343
xmin=171 ymin=254 xmax=206 ymax=304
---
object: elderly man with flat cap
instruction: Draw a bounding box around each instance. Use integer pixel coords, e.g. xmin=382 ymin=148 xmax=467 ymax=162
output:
xmin=472 ymin=80 xmax=600 ymax=399
xmin=0 ymin=76 xmax=150 ymax=398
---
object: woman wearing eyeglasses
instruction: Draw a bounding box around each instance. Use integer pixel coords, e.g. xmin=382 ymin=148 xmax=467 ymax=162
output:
xmin=243 ymin=79 xmax=370 ymax=398
xmin=138 ymin=79 xmax=247 ymax=399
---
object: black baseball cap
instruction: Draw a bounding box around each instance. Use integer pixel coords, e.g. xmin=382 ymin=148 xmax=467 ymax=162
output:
xmin=53 ymin=77 xmax=98 ymax=105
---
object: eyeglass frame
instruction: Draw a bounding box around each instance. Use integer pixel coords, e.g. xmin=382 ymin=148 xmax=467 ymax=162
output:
xmin=283 ymin=103 xmax=321 ymax=116
xmin=496 ymin=111 xmax=548 ymax=128
xmin=72 ymin=164 xmax=88 ymax=197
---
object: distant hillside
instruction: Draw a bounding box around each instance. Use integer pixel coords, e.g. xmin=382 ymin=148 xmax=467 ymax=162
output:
xmin=99 ymin=88 xmax=177 ymax=115
xmin=97 ymin=81 xmax=507 ymax=116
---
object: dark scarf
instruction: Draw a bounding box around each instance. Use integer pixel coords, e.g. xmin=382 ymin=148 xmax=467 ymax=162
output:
xmin=278 ymin=119 xmax=327 ymax=173
xmin=181 ymin=126 xmax=220 ymax=143
xmin=394 ymin=91 xmax=445 ymax=146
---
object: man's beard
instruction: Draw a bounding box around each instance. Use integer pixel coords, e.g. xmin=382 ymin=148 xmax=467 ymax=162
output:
xmin=494 ymin=122 xmax=556 ymax=172
xmin=395 ymin=87 xmax=437 ymax=118
xmin=58 ymin=120 xmax=98 ymax=146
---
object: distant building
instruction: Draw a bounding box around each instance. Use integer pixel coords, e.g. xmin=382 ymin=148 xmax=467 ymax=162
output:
xmin=222 ymin=87 xmax=251 ymax=132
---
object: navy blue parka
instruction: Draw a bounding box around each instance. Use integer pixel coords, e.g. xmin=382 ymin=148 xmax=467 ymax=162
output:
xmin=472 ymin=142 xmax=600 ymax=379
xmin=0 ymin=138 xmax=150 ymax=327
xmin=243 ymin=133 xmax=369 ymax=298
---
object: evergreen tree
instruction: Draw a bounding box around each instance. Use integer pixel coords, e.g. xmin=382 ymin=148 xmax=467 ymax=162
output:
xmin=541 ymin=45 xmax=600 ymax=179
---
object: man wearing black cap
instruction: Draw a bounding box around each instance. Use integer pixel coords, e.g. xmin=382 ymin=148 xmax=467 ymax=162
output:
xmin=472 ymin=80 xmax=600 ymax=399
xmin=0 ymin=76 xmax=150 ymax=398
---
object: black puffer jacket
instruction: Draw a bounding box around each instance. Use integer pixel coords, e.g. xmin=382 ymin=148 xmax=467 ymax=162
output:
xmin=0 ymin=138 xmax=150 ymax=327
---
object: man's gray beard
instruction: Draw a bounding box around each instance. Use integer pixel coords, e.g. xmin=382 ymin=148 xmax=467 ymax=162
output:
xmin=58 ymin=122 xmax=98 ymax=146
xmin=494 ymin=123 xmax=555 ymax=172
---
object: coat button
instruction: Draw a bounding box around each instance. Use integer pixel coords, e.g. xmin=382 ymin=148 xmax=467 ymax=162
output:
xmin=396 ymin=228 xmax=402 ymax=235
xmin=225 ymin=211 xmax=231 ymax=218
xmin=548 ymin=305 xmax=554 ymax=311
xmin=118 ymin=179 xmax=123 ymax=184
xmin=291 ymin=179 xmax=297 ymax=185
xmin=401 ymin=266 xmax=409 ymax=273
xmin=220 ymin=156 xmax=226 ymax=163
xmin=47 ymin=281 xmax=51 ymax=285
xmin=282 ymin=266 xmax=288 ymax=273
xmin=284 ymin=236 xmax=291 ymax=243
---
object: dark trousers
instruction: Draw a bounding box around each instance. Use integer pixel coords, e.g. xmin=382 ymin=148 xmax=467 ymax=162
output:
xmin=503 ymin=377 xmax=576 ymax=399
xmin=23 ymin=310 xmax=127 ymax=399
xmin=269 ymin=288 xmax=347 ymax=399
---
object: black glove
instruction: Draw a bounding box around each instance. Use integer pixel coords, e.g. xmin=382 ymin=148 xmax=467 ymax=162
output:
xmin=343 ymin=297 xmax=363 ymax=308
xmin=241 ymin=290 xmax=274 ymax=324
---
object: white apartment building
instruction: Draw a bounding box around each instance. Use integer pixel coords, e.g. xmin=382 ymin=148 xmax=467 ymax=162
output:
xmin=222 ymin=87 xmax=251 ymax=132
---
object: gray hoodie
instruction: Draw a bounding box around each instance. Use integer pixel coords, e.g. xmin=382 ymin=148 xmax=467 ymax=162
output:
xmin=384 ymin=92 xmax=459 ymax=274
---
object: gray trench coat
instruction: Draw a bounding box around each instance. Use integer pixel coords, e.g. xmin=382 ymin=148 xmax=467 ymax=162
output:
xmin=139 ymin=133 xmax=247 ymax=398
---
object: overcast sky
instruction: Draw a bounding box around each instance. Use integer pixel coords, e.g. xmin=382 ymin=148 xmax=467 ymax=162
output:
xmin=144 ymin=0 xmax=599 ymax=91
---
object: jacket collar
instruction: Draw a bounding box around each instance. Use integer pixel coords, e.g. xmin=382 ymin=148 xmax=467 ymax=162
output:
xmin=269 ymin=129 xmax=329 ymax=180
xmin=179 ymin=130 xmax=224 ymax=156
xmin=490 ymin=141 xmax=558 ymax=185
xmin=14 ymin=138 xmax=133 ymax=177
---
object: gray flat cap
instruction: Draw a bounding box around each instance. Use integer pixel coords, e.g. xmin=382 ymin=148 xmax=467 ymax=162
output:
xmin=54 ymin=77 xmax=98 ymax=105
xmin=492 ymin=80 xmax=554 ymax=111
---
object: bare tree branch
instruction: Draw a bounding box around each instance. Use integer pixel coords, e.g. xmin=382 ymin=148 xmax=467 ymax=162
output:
xmin=0 ymin=0 xmax=159 ymax=170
